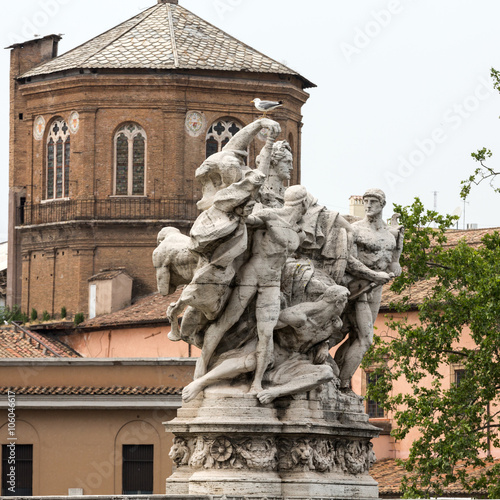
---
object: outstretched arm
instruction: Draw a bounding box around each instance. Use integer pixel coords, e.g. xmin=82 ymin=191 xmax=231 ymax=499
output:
xmin=223 ymin=118 xmax=281 ymax=155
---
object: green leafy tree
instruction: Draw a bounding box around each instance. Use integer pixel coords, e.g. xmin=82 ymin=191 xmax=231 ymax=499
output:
xmin=364 ymin=206 xmax=500 ymax=497
xmin=365 ymin=67 xmax=500 ymax=498
xmin=460 ymin=69 xmax=500 ymax=200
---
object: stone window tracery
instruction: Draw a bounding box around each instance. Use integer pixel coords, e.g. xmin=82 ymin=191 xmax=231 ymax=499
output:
xmin=205 ymin=118 xmax=242 ymax=158
xmin=46 ymin=118 xmax=70 ymax=199
xmin=114 ymin=123 xmax=147 ymax=196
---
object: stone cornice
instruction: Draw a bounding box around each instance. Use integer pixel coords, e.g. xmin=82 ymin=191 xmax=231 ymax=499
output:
xmin=19 ymin=72 xmax=309 ymax=101
xmin=0 ymin=394 xmax=182 ymax=410
xmin=0 ymin=357 xmax=196 ymax=367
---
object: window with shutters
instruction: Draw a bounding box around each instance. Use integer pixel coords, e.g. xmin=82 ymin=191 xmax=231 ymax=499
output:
xmin=366 ymin=372 xmax=385 ymax=418
xmin=122 ymin=444 xmax=154 ymax=494
xmin=2 ymin=444 xmax=33 ymax=496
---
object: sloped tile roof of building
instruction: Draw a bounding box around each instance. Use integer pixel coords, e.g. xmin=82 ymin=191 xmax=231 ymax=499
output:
xmin=380 ymin=227 xmax=500 ymax=310
xmin=79 ymin=288 xmax=182 ymax=330
xmin=0 ymin=386 xmax=181 ymax=396
xmin=371 ymin=458 xmax=500 ymax=497
xmin=0 ymin=325 xmax=81 ymax=358
xmin=20 ymin=2 xmax=313 ymax=87
xmin=89 ymin=268 xmax=132 ymax=282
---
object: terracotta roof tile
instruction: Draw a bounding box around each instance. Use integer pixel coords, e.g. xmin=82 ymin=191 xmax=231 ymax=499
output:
xmin=0 ymin=386 xmax=181 ymax=396
xmin=0 ymin=325 xmax=81 ymax=358
xmin=19 ymin=3 xmax=313 ymax=87
xmin=80 ymin=288 xmax=183 ymax=329
xmin=371 ymin=458 xmax=500 ymax=496
xmin=89 ymin=268 xmax=132 ymax=282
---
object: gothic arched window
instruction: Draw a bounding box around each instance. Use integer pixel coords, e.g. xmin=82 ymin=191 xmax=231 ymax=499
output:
xmin=114 ymin=123 xmax=147 ymax=196
xmin=47 ymin=118 xmax=70 ymax=199
xmin=206 ymin=118 xmax=242 ymax=158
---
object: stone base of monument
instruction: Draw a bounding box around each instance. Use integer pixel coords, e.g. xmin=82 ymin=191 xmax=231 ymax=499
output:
xmin=164 ymin=383 xmax=379 ymax=499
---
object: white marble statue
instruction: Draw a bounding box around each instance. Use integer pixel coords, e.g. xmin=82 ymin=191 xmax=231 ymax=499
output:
xmin=335 ymin=188 xmax=404 ymax=392
xmin=182 ymin=284 xmax=349 ymax=404
xmin=154 ymin=119 xmax=403 ymax=406
xmin=194 ymin=185 xmax=309 ymax=395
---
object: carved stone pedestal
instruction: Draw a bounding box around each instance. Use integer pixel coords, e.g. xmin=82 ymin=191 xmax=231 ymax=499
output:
xmin=164 ymin=384 xmax=380 ymax=500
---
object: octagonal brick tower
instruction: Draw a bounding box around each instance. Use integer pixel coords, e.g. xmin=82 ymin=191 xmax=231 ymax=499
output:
xmin=7 ymin=0 xmax=314 ymax=317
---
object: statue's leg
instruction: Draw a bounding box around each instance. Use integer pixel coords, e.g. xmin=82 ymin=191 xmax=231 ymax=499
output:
xmin=183 ymin=352 xmax=256 ymax=403
xmin=338 ymin=293 xmax=373 ymax=390
xmin=368 ymin=286 xmax=383 ymax=323
xmin=179 ymin=307 xmax=208 ymax=348
xmin=166 ymin=298 xmax=186 ymax=341
xmin=194 ymin=271 xmax=258 ymax=379
xmin=257 ymin=364 xmax=334 ymax=405
xmin=249 ymin=285 xmax=281 ymax=394
xmin=333 ymin=335 xmax=351 ymax=375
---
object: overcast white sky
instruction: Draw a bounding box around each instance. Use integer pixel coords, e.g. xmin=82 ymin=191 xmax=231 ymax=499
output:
xmin=2 ymin=0 xmax=500 ymax=243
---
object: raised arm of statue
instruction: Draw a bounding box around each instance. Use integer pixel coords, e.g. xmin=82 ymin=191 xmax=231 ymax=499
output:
xmin=223 ymin=118 xmax=281 ymax=155
xmin=254 ymin=126 xmax=282 ymax=178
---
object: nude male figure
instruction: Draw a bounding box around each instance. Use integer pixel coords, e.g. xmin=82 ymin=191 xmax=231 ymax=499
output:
xmin=335 ymin=188 xmax=404 ymax=392
xmin=194 ymin=185 xmax=309 ymax=395
xmin=182 ymin=284 xmax=350 ymax=405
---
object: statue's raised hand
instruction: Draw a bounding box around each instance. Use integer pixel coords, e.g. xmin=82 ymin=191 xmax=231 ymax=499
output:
xmin=256 ymin=118 xmax=281 ymax=138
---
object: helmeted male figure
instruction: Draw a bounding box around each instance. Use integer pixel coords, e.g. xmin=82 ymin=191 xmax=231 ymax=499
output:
xmin=335 ymin=188 xmax=404 ymax=392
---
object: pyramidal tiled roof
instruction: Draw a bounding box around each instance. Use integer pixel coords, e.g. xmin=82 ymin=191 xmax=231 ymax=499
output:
xmin=20 ymin=2 xmax=312 ymax=86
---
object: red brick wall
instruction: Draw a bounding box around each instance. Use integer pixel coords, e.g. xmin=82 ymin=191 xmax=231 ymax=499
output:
xmin=11 ymin=65 xmax=309 ymax=316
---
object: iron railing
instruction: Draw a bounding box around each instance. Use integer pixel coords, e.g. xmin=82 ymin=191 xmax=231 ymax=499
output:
xmin=17 ymin=198 xmax=199 ymax=226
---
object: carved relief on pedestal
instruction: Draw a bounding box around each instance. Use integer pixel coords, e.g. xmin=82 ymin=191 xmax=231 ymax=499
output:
xmin=169 ymin=437 xmax=190 ymax=466
xmin=277 ymin=437 xmax=375 ymax=475
xmin=234 ymin=437 xmax=277 ymax=470
xmin=172 ymin=435 xmax=278 ymax=471
xmin=169 ymin=434 xmax=377 ymax=474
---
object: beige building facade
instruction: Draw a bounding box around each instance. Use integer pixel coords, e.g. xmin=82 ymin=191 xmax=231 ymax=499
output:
xmin=0 ymin=358 xmax=194 ymax=495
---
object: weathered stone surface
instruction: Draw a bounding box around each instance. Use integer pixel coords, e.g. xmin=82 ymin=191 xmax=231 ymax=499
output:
xmin=156 ymin=117 xmax=403 ymax=498
xmin=164 ymin=389 xmax=379 ymax=498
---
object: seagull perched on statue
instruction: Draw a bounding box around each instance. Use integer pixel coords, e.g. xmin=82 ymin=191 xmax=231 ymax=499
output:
xmin=251 ymin=98 xmax=283 ymax=117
